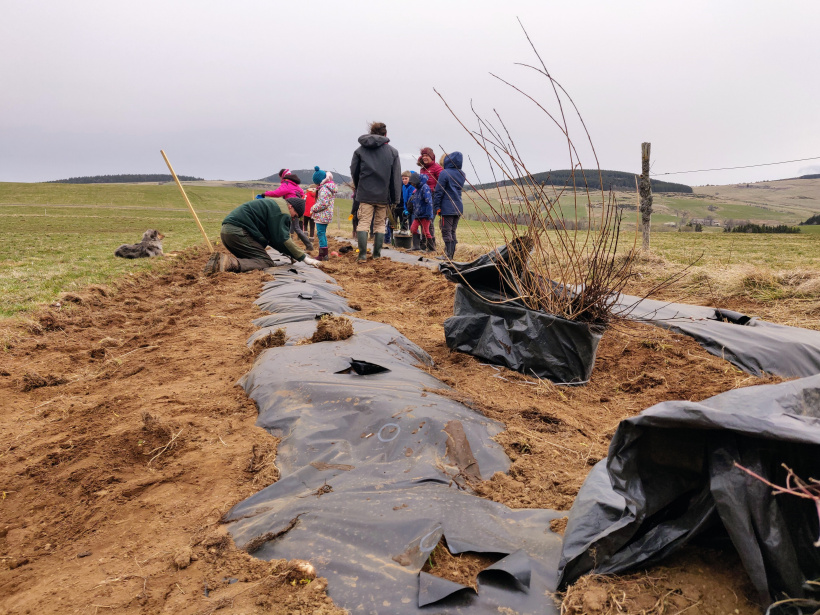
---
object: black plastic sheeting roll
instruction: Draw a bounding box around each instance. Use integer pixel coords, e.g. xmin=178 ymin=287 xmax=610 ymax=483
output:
xmin=558 ymin=375 xmax=820 ymax=610
xmin=226 ymin=260 xmax=565 ymax=614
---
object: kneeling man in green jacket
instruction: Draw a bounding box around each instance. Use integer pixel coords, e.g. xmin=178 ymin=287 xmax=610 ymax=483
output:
xmin=204 ymin=198 xmax=322 ymax=273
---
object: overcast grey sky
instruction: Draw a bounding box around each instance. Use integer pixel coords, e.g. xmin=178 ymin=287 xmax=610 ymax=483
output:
xmin=1 ymin=0 xmax=818 ymax=186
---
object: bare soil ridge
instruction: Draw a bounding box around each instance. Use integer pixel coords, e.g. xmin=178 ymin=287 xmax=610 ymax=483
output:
xmin=0 ymin=241 xmax=776 ymax=613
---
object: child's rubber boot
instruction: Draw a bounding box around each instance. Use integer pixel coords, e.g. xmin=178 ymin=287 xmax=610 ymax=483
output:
xmin=372 ymin=233 xmax=385 ymax=259
xmin=425 ymin=236 xmax=437 ymax=253
xmin=318 ymin=247 xmax=328 ymax=261
xmin=356 ymin=231 xmax=369 ymax=262
xmin=411 ymin=233 xmax=420 ymax=251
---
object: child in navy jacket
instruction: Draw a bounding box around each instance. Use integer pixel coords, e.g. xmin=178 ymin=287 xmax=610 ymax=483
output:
xmin=408 ymin=174 xmax=435 ymax=251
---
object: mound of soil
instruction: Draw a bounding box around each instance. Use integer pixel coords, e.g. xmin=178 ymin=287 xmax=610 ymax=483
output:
xmin=0 ymin=247 xmax=343 ymax=614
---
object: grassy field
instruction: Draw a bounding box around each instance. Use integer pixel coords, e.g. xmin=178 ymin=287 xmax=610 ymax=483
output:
xmin=464 ymin=178 xmax=820 ymax=226
xmin=2 ymin=181 xmax=819 ymax=317
xmin=0 ymin=182 xmax=249 ymax=316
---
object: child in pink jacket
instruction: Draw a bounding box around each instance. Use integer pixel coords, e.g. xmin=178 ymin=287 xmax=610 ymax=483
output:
xmin=256 ymin=169 xmax=305 ymax=200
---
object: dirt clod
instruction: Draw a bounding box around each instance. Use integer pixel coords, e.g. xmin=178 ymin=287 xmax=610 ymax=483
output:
xmin=174 ymin=546 xmax=193 ymax=569
xmin=20 ymin=371 xmax=66 ymax=392
xmin=581 ymin=586 xmax=609 ymax=612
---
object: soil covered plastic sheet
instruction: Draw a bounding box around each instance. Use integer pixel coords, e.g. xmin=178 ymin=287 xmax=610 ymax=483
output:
xmin=558 ymin=374 xmax=820 ymax=611
xmin=613 ymin=295 xmax=820 ymax=378
xmin=439 ymin=245 xmax=603 ymax=384
xmin=227 ymin=260 xmax=565 ymax=614
xmin=235 ymin=255 xmax=819 ymax=614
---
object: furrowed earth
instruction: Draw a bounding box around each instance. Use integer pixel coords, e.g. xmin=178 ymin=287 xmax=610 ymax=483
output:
xmin=0 ymin=240 xmax=776 ymax=614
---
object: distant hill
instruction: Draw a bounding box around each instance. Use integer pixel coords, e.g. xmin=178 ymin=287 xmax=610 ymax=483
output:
xmin=261 ymin=169 xmax=351 ymax=185
xmin=48 ymin=173 xmax=203 ymax=184
xmin=470 ymin=169 xmax=692 ymax=194
xmin=798 ymin=173 xmax=820 ymax=180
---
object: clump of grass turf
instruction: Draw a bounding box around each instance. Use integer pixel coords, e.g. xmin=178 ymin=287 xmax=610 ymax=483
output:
xmin=310 ymin=315 xmax=354 ymax=343
xmin=252 ymin=328 xmax=287 ymax=353
xmin=20 ymin=371 xmax=66 ymax=392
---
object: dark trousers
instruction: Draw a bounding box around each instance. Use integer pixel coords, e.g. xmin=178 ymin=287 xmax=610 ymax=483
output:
xmin=290 ymin=217 xmax=313 ymax=250
xmin=220 ymin=224 xmax=275 ymax=271
xmin=441 ymin=215 xmax=460 ymax=245
xmin=303 ymin=216 xmax=315 ymax=237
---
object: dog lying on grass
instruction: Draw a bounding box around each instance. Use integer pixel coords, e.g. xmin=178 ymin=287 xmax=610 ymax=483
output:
xmin=114 ymin=229 xmax=165 ymax=259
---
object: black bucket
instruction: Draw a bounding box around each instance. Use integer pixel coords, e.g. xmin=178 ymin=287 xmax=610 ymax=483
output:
xmin=394 ymin=234 xmax=412 ymax=249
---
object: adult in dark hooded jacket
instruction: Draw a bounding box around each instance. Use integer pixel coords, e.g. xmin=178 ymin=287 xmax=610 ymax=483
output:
xmin=350 ymin=121 xmax=402 ymax=262
xmin=433 ymin=152 xmax=466 ymax=260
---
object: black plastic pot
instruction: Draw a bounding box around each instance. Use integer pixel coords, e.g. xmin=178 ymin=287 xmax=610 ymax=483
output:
xmin=444 ymin=284 xmax=604 ymax=384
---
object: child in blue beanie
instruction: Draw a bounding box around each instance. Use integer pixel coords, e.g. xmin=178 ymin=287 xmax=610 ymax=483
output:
xmin=309 ymin=166 xmax=336 ymax=261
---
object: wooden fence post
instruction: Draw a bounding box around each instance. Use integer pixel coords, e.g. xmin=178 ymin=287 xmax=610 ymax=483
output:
xmin=639 ymin=142 xmax=653 ymax=251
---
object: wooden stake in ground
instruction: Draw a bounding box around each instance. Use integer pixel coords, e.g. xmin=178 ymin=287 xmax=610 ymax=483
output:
xmin=160 ymin=149 xmax=214 ymax=253
xmin=639 ymin=142 xmax=653 ymax=251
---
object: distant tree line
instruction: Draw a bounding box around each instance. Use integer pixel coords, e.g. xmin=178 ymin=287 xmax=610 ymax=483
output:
xmin=48 ymin=174 xmax=203 ymax=184
xmin=800 ymin=213 xmax=820 ymax=225
xmin=724 ymin=222 xmax=801 ymax=234
xmin=798 ymin=174 xmax=820 ymax=180
xmin=464 ymin=211 xmax=595 ymax=230
xmin=470 ymin=169 xmax=693 ymax=194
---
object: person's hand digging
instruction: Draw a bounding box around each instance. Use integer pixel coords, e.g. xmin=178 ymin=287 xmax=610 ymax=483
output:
xmin=303 ymin=256 xmax=322 ymax=267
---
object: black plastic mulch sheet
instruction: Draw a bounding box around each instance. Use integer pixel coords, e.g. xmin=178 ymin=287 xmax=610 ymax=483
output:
xmin=439 ymin=244 xmax=603 ymax=384
xmin=558 ymin=374 xmax=820 ymax=609
xmin=254 ymin=264 xmax=352 ymax=315
xmin=227 ymin=262 xmax=564 ymax=614
xmin=248 ymin=315 xmax=435 ymax=367
xmin=613 ymin=295 xmax=820 ymax=378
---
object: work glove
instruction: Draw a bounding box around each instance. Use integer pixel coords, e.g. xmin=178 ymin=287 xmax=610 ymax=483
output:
xmin=403 ymin=209 xmax=408 ymax=216
xmin=255 ymin=194 xmax=265 ymax=199
xmin=303 ymin=256 xmax=321 ymax=267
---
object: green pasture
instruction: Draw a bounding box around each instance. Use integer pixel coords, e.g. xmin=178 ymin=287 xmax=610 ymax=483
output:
xmin=1 ymin=182 xmax=819 ymax=317
xmin=460 ymin=189 xmax=804 ymax=227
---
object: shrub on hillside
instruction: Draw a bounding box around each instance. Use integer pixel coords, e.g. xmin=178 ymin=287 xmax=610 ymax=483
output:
xmin=724 ymin=222 xmax=801 ymax=234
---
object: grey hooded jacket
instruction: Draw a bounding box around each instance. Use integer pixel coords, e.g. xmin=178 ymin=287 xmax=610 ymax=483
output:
xmin=350 ymin=134 xmax=402 ymax=205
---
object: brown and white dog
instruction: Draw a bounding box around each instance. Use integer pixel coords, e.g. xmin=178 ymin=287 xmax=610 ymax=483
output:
xmin=114 ymin=229 xmax=165 ymax=259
